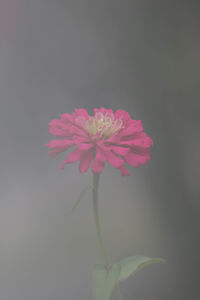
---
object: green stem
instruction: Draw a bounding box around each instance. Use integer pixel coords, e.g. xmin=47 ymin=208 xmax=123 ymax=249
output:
xmin=92 ymin=173 xmax=122 ymax=300
xmin=115 ymin=283 xmax=122 ymax=300
xmin=92 ymin=173 xmax=109 ymax=266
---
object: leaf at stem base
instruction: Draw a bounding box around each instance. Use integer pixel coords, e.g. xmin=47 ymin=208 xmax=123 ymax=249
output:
xmin=118 ymin=256 xmax=165 ymax=282
xmin=93 ymin=256 xmax=165 ymax=300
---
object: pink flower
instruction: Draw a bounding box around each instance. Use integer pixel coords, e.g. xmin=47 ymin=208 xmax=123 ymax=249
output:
xmin=46 ymin=108 xmax=153 ymax=176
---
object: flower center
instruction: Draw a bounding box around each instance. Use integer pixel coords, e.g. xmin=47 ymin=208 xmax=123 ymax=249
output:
xmin=85 ymin=112 xmax=123 ymax=139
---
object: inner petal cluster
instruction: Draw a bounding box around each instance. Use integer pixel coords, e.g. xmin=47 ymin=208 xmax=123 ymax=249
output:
xmin=84 ymin=112 xmax=123 ymax=139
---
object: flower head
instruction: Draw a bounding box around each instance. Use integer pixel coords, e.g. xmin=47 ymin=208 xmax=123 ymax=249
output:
xmin=46 ymin=108 xmax=153 ymax=175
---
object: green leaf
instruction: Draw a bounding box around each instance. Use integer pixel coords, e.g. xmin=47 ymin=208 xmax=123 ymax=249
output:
xmin=93 ymin=263 xmax=121 ymax=300
xmin=72 ymin=185 xmax=92 ymax=213
xmin=118 ymin=256 xmax=165 ymax=282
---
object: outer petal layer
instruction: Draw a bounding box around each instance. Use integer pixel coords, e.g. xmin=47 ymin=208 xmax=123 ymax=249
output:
xmin=91 ymin=159 xmax=105 ymax=173
xmin=91 ymin=147 xmax=105 ymax=173
xmin=49 ymin=119 xmax=72 ymax=137
xmin=79 ymin=149 xmax=94 ymax=173
xmin=46 ymin=139 xmax=75 ymax=157
xmin=124 ymin=149 xmax=151 ymax=167
xmin=119 ymin=164 xmax=130 ymax=176
xmin=60 ymin=148 xmax=82 ymax=169
xmin=105 ymin=151 xmax=124 ymax=168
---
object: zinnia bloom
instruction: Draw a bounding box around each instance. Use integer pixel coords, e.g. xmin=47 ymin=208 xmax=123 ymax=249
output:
xmin=46 ymin=108 xmax=153 ymax=175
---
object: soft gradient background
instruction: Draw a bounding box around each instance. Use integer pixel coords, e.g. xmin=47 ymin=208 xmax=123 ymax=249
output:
xmin=1 ymin=0 xmax=200 ymax=299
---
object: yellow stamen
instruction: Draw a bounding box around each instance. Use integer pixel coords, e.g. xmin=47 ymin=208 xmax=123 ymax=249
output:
xmin=85 ymin=113 xmax=123 ymax=139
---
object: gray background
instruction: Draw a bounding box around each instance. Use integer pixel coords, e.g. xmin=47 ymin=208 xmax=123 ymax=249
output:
xmin=1 ymin=0 xmax=200 ymax=299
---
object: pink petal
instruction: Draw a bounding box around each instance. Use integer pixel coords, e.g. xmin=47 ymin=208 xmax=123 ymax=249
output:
xmin=79 ymin=149 xmax=94 ymax=173
xmin=77 ymin=143 xmax=94 ymax=150
xmin=60 ymin=148 xmax=82 ymax=169
xmin=106 ymin=134 xmax=120 ymax=144
xmin=48 ymin=150 xmax=63 ymax=157
xmin=46 ymin=139 xmax=75 ymax=157
xmin=49 ymin=119 xmax=72 ymax=137
xmin=68 ymin=124 xmax=88 ymax=137
xmin=74 ymin=116 xmax=87 ymax=128
xmin=111 ymin=145 xmax=130 ymax=156
xmin=91 ymin=147 xmax=105 ymax=173
xmin=91 ymin=159 xmax=105 ymax=173
xmin=73 ymin=136 xmax=91 ymax=144
xmin=74 ymin=108 xmax=89 ymax=120
xmin=120 ymin=120 xmax=143 ymax=137
xmin=119 ymin=164 xmax=130 ymax=176
xmin=124 ymin=149 xmax=151 ymax=167
xmin=114 ymin=109 xmax=130 ymax=121
xmin=97 ymin=142 xmax=124 ymax=168
xmin=119 ymin=135 xmax=153 ymax=149
xmin=105 ymin=151 xmax=124 ymax=168
xmin=46 ymin=139 xmax=74 ymax=149
xmin=94 ymin=107 xmax=114 ymax=116
xmin=60 ymin=113 xmax=74 ymax=123
xmin=97 ymin=141 xmax=111 ymax=151
xmin=95 ymin=144 xmax=107 ymax=161
xmin=120 ymin=132 xmax=153 ymax=148
xmin=131 ymin=134 xmax=153 ymax=148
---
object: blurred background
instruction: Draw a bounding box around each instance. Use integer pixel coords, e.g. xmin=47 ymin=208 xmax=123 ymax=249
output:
xmin=0 ymin=0 xmax=200 ymax=299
